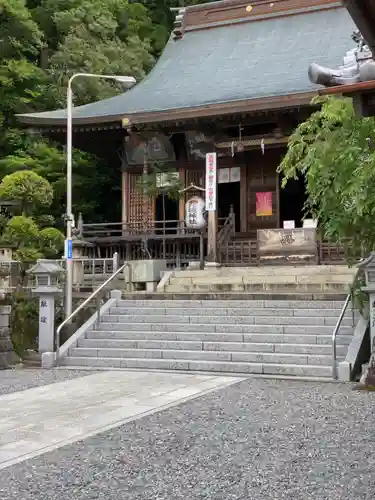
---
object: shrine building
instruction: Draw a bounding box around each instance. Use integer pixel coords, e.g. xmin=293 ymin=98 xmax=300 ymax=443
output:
xmin=18 ymin=0 xmax=358 ymax=266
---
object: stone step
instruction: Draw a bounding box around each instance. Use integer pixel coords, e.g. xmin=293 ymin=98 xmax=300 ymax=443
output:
xmin=95 ymin=322 xmax=354 ymax=335
xmin=95 ymin=321 xmax=353 ymax=335
xmin=120 ymin=293 xmax=349 ymax=301
xmin=80 ymin=346 xmax=336 ymax=366
xmin=172 ymin=266 xmax=355 ymax=278
xmin=87 ymin=330 xmax=352 ymax=345
xmin=165 ymin=284 xmax=351 ymax=293
xmin=78 ymin=338 xmax=348 ymax=356
xmin=60 ymin=356 xmax=333 ymax=377
xmin=99 ymin=314 xmax=353 ymax=327
xmin=110 ymin=307 xmax=352 ymax=318
xmin=117 ymin=299 xmax=347 ymax=309
xmin=69 ymin=347 xmax=335 ymax=366
xmin=174 ymin=275 xmax=355 ymax=285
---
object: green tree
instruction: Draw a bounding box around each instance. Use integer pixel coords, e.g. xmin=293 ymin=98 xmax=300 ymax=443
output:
xmin=39 ymin=226 xmax=64 ymax=257
xmin=138 ymin=0 xmax=217 ymax=55
xmin=0 ymin=139 xmax=103 ymax=223
xmin=0 ymin=0 xmax=56 ymax=152
xmin=278 ymin=96 xmax=375 ymax=257
xmin=0 ymin=170 xmax=53 ymax=215
xmin=0 ymin=171 xmax=64 ymax=261
xmin=2 ymin=215 xmax=42 ymax=260
xmin=31 ymin=0 xmax=154 ymax=105
xmin=138 ymin=164 xmax=183 ymax=221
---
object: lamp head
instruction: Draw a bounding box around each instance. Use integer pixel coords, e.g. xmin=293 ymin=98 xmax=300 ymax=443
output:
xmin=114 ymin=76 xmax=136 ymax=88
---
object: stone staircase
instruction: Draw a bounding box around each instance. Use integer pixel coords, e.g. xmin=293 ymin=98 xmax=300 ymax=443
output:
xmin=162 ymin=265 xmax=357 ymax=294
xmin=61 ymin=296 xmax=356 ymax=378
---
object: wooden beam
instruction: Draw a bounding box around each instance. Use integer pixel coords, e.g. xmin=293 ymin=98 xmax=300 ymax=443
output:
xmin=240 ymin=166 xmax=248 ymax=233
xmin=179 ymin=165 xmax=185 ymax=223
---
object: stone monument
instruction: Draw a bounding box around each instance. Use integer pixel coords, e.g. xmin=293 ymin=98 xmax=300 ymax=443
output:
xmin=27 ymin=260 xmax=64 ymax=357
xmin=358 ymin=253 xmax=375 ymax=386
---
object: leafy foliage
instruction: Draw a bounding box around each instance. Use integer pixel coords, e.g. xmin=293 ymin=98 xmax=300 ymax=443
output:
xmin=0 ymin=170 xmax=53 ymax=215
xmin=39 ymin=226 xmax=64 ymax=257
xmin=0 ymin=172 xmax=64 ymax=261
xmin=278 ymin=96 xmax=375 ymax=257
xmin=0 ymin=0 xmax=215 ymax=236
xmin=138 ymin=164 xmax=183 ymax=200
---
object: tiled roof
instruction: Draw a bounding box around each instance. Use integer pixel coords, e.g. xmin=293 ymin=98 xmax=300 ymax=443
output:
xmin=18 ymin=2 xmax=356 ymax=126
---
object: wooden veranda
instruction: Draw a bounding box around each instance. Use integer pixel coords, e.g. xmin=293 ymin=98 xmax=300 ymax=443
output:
xmin=75 ymin=211 xmax=352 ymax=268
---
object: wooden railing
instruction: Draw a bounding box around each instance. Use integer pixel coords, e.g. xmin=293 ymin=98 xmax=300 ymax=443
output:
xmin=317 ymin=238 xmax=355 ymax=264
xmin=80 ymin=220 xmax=201 ymax=240
xmin=220 ymin=240 xmax=258 ymax=266
xmin=219 ymin=237 xmax=357 ymax=267
xmin=74 ymin=211 xmax=360 ymax=267
xmin=218 ymin=209 xmax=235 ymax=247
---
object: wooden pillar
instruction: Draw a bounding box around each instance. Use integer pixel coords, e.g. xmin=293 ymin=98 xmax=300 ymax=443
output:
xmin=143 ymin=149 xmax=149 ymax=228
xmin=122 ymin=171 xmax=128 ymax=226
xmin=240 ymin=166 xmax=248 ymax=233
xmin=276 ymin=171 xmax=281 ymax=228
xmin=178 ymin=165 xmax=185 ymax=228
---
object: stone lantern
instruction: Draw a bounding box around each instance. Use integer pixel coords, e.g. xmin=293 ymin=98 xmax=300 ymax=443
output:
xmin=27 ymin=260 xmax=65 ymax=354
xmin=358 ymin=253 xmax=375 ymax=386
xmin=358 ymin=253 xmax=375 ymax=346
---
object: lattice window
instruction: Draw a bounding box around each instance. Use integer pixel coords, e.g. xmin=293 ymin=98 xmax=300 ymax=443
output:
xmin=128 ymin=173 xmax=154 ymax=230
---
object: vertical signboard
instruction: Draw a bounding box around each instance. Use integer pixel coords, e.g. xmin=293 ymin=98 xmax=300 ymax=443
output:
xmin=205 ymin=152 xmax=217 ymax=211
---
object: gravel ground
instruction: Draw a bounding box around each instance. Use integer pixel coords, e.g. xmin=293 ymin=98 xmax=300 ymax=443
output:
xmin=2 ymin=378 xmax=375 ymax=500
xmin=0 ymin=368 xmax=96 ymax=396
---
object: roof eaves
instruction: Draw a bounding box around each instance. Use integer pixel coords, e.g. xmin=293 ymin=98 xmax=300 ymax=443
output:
xmin=18 ymin=91 xmax=317 ymax=128
xmin=318 ymin=80 xmax=375 ymax=96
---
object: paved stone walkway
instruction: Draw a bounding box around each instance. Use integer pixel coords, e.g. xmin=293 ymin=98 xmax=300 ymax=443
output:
xmin=1 ymin=376 xmax=375 ymax=499
xmin=0 ymin=370 xmax=242 ymax=470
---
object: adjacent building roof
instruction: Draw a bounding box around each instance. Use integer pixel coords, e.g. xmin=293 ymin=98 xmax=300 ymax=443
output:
xmin=18 ymin=0 xmax=356 ymax=127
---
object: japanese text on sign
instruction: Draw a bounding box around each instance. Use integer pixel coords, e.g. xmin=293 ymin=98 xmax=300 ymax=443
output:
xmin=205 ymin=152 xmax=217 ymax=212
xmin=185 ymin=196 xmax=206 ymax=229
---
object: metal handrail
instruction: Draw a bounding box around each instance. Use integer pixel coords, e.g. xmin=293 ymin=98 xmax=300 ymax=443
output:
xmin=332 ymin=293 xmax=351 ymax=380
xmin=55 ymin=262 xmax=132 ymax=364
xmin=332 ymin=268 xmax=360 ymax=379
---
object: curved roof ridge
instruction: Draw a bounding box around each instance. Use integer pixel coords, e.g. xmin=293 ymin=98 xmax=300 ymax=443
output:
xmin=17 ymin=2 xmax=356 ymax=127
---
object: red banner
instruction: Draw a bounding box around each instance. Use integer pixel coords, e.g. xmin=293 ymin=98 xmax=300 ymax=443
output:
xmin=256 ymin=192 xmax=272 ymax=217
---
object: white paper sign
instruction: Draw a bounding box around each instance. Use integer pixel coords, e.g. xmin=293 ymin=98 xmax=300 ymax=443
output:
xmin=205 ymin=152 xmax=217 ymax=211
xmin=303 ymin=219 xmax=317 ymax=228
xmin=283 ymin=220 xmax=295 ymax=229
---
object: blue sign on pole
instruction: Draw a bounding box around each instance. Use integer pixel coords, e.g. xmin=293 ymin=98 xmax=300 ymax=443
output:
xmin=67 ymin=239 xmax=73 ymax=260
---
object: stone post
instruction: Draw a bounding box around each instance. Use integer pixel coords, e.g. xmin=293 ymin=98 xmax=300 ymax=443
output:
xmin=0 ymin=245 xmax=14 ymax=291
xmin=0 ymin=304 xmax=16 ymax=369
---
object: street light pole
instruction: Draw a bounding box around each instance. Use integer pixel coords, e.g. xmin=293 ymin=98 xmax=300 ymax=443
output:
xmin=65 ymin=73 xmax=136 ymax=319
